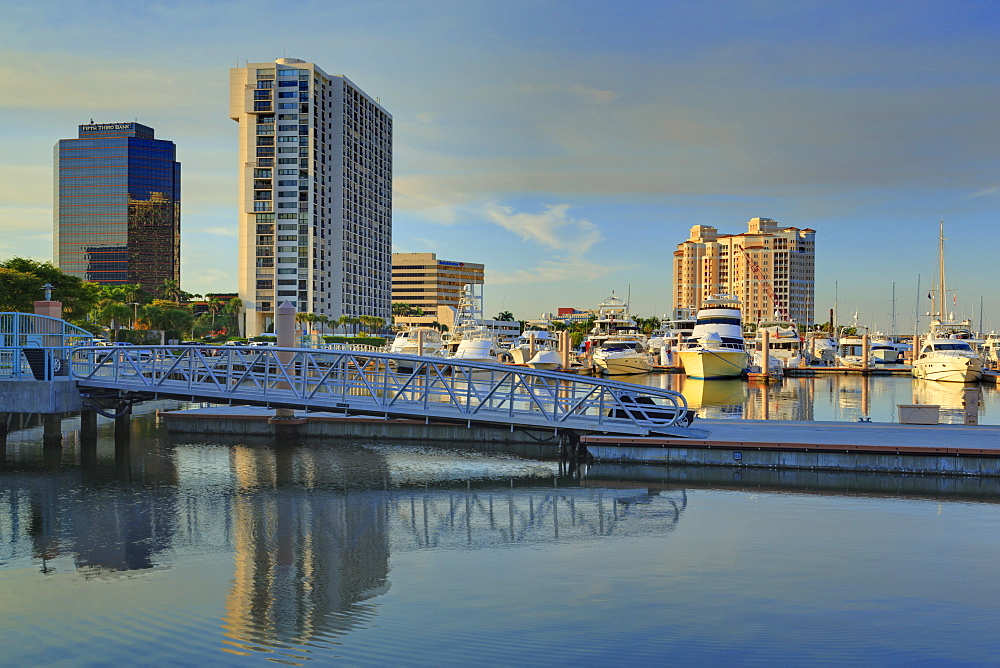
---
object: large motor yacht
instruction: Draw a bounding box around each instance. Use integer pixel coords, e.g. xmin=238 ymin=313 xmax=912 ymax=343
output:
xmin=585 ymin=292 xmax=654 ymax=375
xmin=676 ymin=296 xmax=750 ymax=379
xmin=912 ymin=321 xmax=984 ymax=382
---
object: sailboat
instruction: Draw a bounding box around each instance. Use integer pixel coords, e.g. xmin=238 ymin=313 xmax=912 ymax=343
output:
xmin=911 ymin=221 xmax=984 ymax=383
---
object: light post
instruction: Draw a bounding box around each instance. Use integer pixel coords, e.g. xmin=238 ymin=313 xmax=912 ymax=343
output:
xmin=41 ymin=283 xmax=54 ymax=301
xmin=128 ymin=303 xmax=139 ymax=329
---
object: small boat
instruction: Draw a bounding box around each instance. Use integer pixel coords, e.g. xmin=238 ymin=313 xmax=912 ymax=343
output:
xmin=750 ymin=319 xmax=803 ymax=370
xmin=676 ymin=295 xmax=750 ymax=379
xmin=388 ymin=327 xmax=443 ymax=357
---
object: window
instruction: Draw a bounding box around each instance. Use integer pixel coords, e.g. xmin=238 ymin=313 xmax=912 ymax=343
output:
xmin=254 ymin=90 xmax=272 ymax=100
xmin=253 ymin=102 xmax=272 ymax=111
xmin=278 ymin=80 xmax=298 ymax=87
xmin=254 ymin=202 xmax=272 ymax=211
xmin=278 ymin=180 xmax=297 ymax=186
xmin=278 ymin=103 xmax=296 ymax=109
xmin=254 ymin=169 xmax=272 ymax=178
xmin=278 ymin=92 xmax=296 ymax=98
xmin=278 ymin=69 xmax=299 ymax=76
xmin=278 ymin=125 xmax=297 ymax=131
xmin=278 ymin=268 xmax=296 ymax=274
xmin=278 ymin=169 xmax=296 ymax=175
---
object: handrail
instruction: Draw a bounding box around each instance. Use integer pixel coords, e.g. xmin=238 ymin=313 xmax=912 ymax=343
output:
xmin=68 ymin=345 xmax=701 ymax=437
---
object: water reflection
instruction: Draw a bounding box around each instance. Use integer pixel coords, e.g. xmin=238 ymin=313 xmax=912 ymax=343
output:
xmin=628 ymin=372 xmax=996 ymax=424
xmin=0 ymin=431 xmax=688 ymax=660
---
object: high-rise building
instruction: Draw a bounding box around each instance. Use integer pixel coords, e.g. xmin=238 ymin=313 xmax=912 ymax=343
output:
xmin=54 ymin=122 xmax=180 ymax=293
xmin=673 ymin=217 xmax=815 ymax=325
xmin=391 ymin=252 xmax=485 ymax=328
xmin=230 ymin=58 xmax=392 ymax=336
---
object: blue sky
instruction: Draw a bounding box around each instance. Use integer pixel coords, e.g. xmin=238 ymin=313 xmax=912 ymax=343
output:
xmin=1 ymin=1 xmax=998 ymax=330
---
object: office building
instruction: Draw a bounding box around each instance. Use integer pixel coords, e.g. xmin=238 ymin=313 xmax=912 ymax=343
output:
xmin=54 ymin=122 xmax=180 ymax=292
xmin=391 ymin=252 xmax=485 ymax=328
xmin=673 ymin=217 xmax=815 ymax=325
xmin=230 ymin=58 xmax=392 ymax=336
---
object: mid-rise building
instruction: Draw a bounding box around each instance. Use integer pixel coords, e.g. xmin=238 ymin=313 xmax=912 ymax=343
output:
xmin=54 ymin=122 xmax=180 ymax=293
xmin=391 ymin=252 xmax=485 ymax=329
xmin=673 ymin=217 xmax=815 ymax=325
xmin=230 ymin=58 xmax=392 ymax=336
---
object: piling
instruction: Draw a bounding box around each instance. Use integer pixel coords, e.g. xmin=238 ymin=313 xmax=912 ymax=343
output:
xmin=274 ymin=301 xmax=296 ymax=421
xmin=43 ymin=413 xmax=62 ymax=448
xmin=862 ymin=334 xmax=870 ymax=372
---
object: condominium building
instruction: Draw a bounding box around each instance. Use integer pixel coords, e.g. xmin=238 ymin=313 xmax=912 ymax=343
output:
xmin=230 ymin=58 xmax=392 ymax=336
xmin=391 ymin=252 xmax=485 ymax=329
xmin=673 ymin=217 xmax=815 ymax=325
xmin=54 ymin=122 xmax=180 ymax=293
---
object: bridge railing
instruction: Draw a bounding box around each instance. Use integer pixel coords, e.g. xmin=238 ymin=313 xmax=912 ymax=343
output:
xmin=69 ymin=345 xmax=696 ymax=436
xmin=0 ymin=346 xmax=76 ymax=380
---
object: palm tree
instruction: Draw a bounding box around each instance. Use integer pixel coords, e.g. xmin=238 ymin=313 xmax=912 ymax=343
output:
xmin=495 ymin=310 xmax=515 ymax=322
xmin=161 ymin=278 xmax=183 ymax=303
xmin=94 ymin=299 xmax=133 ymax=341
xmin=223 ymin=296 xmax=244 ymax=337
xmin=207 ymin=298 xmax=223 ymax=327
xmin=358 ymin=315 xmax=375 ymax=335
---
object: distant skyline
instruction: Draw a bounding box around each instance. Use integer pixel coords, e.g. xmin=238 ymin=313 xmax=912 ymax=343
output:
xmin=1 ymin=1 xmax=998 ymax=330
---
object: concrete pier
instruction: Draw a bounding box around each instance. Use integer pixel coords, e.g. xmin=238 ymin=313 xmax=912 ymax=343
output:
xmin=583 ymin=419 xmax=1000 ymax=476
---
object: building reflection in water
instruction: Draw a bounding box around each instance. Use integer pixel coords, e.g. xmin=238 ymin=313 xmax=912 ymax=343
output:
xmin=0 ymin=432 xmax=687 ymax=659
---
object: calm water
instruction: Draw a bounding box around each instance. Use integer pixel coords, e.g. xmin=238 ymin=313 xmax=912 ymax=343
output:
xmin=633 ymin=372 xmax=1000 ymax=424
xmin=2 ymin=402 xmax=1000 ymax=665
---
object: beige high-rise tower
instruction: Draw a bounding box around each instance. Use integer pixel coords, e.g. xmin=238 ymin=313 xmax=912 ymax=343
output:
xmin=230 ymin=58 xmax=392 ymax=336
xmin=672 ymin=217 xmax=815 ymax=325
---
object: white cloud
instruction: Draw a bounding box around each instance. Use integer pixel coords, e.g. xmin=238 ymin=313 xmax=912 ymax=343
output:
xmin=484 ymin=203 xmax=602 ymax=256
xmin=488 ymin=256 xmax=619 ymax=286
xmin=967 ymin=185 xmax=999 ymax=199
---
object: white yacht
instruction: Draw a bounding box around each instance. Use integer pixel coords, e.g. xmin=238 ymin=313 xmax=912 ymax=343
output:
xmin=911 ymin=221 xmax=984 ymax=383
xmin=750 ymin=319 xmax=803 ymax=371
xmin=835 ymin=332 xmax=867 ymax=367
xmin=441 ymin=284 xmax=504 ymax=364
xmin=389 ymin=327 xmax=444 ymax=357
xmin=912 ymin=321 xmax=984 ymax=382
xmin=507 ymin=322 xmax=562 ymax=370
xmin=676 ymin=296 xmax=750 ymax=379
xmin=647 ymin=310 xmax=696 ymax=361
xmin=585 ymin=292 xmax=654 ymax=375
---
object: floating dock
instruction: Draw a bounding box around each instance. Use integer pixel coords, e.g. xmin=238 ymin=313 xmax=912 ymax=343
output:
xmin=583 ymin=419 xmax=1000 ymax=477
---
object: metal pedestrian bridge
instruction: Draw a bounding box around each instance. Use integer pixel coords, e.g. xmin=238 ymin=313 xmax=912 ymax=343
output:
xmin=65 ymin=344 xmax=705 ymax=437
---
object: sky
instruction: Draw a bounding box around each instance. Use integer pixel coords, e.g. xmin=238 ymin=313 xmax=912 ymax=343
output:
xmin=1 ymin=0 xmax=998 ymax=331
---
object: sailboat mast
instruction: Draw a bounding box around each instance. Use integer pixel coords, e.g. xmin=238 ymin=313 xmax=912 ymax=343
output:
xmin=938 ymin=220 xmax=946 ymax=320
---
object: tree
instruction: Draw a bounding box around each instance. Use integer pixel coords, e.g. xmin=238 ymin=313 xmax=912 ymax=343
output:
xmin=94 ymin=299 xmax=133 ymax=341
xmin=139 ymin=303 xmax=194 ymax=344
xmin=207 ymin=298 xmax=223 ymax=326
xmin=161 ymin=278 xmax=183 ymax=304
xmin=223 ymin=296 xmax=245 ymax=337
xmin=0 ymin=257 xmax=101 ymax=319
xmin=495 ymin=311 xmax=515 ymax=322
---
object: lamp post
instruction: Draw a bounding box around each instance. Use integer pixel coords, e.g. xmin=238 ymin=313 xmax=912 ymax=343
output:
xmin=41 ymin=283 xmax=54 ymax=301
xmin=128 ymin=303 xmax=139 ymax=329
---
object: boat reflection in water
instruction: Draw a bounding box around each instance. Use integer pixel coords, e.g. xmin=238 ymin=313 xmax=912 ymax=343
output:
xmin=911 ymin=380 xmax=983 ymax=424
xmin=677 ymin=377 xmax=747 ymax=419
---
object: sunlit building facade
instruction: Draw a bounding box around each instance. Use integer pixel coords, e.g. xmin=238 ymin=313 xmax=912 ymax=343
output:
xmin=54 ymin=122 xmax=180 ymax=293
xmin=391 ymin=253 xmax=485 ymax=328
xmin=230 ymin=58 xmax=393 ymax=336
xmin=673 ymin=217 xmax=815 ymax=325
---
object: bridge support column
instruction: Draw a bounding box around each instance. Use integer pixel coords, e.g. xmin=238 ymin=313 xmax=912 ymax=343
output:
xmin=80 ymin=409 xmax=98 ymax=462
xmin=0 ymin=414 xmax=8 ymax=465
xmin=114 ymin=405 xmax=131 ymax=448
xmin=43 ymin=413 xmax=62 ymax=448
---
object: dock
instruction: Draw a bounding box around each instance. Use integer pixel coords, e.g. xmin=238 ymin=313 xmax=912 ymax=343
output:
xmin=582 ymin=419 xmax=1000 ymax=476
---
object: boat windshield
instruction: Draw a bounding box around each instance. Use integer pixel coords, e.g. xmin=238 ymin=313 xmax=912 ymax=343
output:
xmin=697 ymin=317 xmax=741 ymax=326
xmin=931 ymin=342 xmax=973 ymax=351
xmin=602 ymin=342 xmax=642 ymax=352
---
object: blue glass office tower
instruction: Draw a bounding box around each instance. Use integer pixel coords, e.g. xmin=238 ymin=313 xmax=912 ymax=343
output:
xmin=54 ymin=122 xmax=180 ymax=294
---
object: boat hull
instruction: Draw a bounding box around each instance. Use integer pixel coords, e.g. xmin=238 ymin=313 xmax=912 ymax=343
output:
xmin=593 ymin=353 xmax=653 ymax=375
xmin=679 ymin=349 xmax=749 ymax=379
xmin=912 ymin=357 xmax=983 ymax=383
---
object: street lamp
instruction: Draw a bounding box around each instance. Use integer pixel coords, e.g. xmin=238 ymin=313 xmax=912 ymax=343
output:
xmin=41 ymin=283 xmax=54 ymax=301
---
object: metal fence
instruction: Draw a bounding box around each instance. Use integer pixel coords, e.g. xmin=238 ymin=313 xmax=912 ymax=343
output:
xmin=70 ymin=345 xmax=699 ymax=437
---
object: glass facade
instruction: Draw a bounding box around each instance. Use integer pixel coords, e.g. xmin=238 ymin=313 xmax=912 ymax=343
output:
xmin=54 ymin=122 xmax=180 ymax=295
